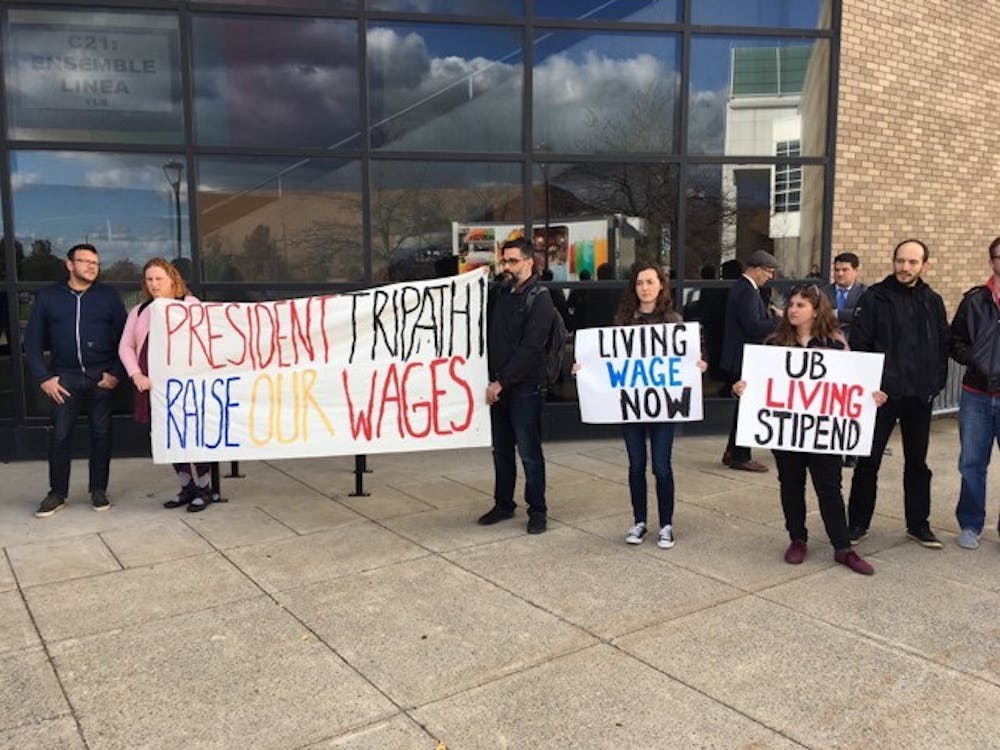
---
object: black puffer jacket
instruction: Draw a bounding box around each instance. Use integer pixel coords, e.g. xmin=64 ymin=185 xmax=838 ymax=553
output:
xmin=950 ymin=285 xmax=1000 ymax=392
xmin=848 ymin=274 xmax=949 ymax=400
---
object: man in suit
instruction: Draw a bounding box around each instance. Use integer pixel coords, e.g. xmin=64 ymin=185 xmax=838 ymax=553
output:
xmin=822 ymin=252 xmax=866 ymax=340
xmin=719 ymin=250 xmax=781 ymax=472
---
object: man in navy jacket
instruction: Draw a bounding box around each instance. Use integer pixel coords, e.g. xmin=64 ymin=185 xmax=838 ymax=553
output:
xmin=24 ymin=243 xmax=127 ymax=517
xmin=719 ymin=250 xmax=781 ymax=472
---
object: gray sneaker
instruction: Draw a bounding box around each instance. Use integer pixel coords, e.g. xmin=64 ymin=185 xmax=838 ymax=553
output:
xmin=956 ymin=528 xmax=980 ymax=550
xmin=625 ymin=522 xmax=647 ymax=544
xmin=657 ymin=524 xmax=675 ymax=549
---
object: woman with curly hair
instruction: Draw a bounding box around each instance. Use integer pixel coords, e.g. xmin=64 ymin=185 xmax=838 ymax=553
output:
xmin=118 ymin=257 xmax=213 ymax=512
xmin=734 ymin=284 xmax=883 ymax=574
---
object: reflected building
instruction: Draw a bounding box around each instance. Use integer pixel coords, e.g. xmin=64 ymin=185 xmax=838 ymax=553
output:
xmin=717 ymin=36 xmax=829 ymax=279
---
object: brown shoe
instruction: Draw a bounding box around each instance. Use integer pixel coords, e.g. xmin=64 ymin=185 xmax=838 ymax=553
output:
xmin=722 ymin=450 xmax=735 ymax=467
xmin=730 ymin=459 xmax=768 ymax=473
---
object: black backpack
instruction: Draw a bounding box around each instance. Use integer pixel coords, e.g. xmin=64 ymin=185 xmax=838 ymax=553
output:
xmin=524 ymin=286 xmax=569 ymax=386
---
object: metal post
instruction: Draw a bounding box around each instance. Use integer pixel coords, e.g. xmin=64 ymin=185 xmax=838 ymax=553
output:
xmin=162 ymin=161 xmax=184 ymax=262
xmin=350 ymin=454 xmax=370 ymax=497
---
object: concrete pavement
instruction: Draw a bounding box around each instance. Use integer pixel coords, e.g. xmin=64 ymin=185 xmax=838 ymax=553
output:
xmin=3 ymin=417 xmax=1000 ymax=749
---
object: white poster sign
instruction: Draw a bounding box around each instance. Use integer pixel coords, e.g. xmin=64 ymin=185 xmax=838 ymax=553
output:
xmin=575 ymin=323 xmax=703 ymax=424
xmin=148 ymin=270 xmax=491 ymax=463
xmin=736 ymin=345 xmax=885 ymax=455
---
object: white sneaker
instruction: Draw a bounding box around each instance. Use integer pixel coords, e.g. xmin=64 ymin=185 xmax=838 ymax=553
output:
xmin=625 ymin=522 xmax=647 ymax=544
xmin=657 ymin=525 xmax=675 ymax=549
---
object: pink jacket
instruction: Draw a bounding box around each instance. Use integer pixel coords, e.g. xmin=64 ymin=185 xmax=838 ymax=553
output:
xmin=119 ymin=295 xmax=198 ymax=378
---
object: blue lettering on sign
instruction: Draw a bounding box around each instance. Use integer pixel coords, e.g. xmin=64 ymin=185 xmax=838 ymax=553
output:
xmin=165 ymin=376 xmax=242 ymax=450
xmin=606 ymin=356 xmax=684 ymax=388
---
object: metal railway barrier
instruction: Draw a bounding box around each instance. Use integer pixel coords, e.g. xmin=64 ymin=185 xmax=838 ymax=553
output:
xmin=932 ymin=360 xmax=964 ymax=416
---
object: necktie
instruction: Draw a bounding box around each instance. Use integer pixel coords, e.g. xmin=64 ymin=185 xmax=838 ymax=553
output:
xmin=836 ymin=287 xmax=848 ymax=313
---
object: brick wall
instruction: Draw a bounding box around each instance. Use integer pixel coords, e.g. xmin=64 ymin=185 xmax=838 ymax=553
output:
xmin=834 ymin=0 xmax=1000 ymax=312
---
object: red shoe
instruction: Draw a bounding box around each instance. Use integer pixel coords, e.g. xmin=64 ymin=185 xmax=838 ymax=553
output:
xmin=834 ymin=548 xmax=874 ymax=575
xmin=730 ymin=459 xmax=769 ymax=473
xmin=784 ymin=539 xmax=807 ymax=564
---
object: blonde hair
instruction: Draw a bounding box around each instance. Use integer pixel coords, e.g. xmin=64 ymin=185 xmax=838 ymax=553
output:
xmin=139 ymin=257 xmax=189 ymax=301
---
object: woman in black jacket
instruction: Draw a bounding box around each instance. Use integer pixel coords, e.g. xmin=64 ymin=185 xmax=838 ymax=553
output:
xmin=735 ymin=285 xmax=883 ymax=574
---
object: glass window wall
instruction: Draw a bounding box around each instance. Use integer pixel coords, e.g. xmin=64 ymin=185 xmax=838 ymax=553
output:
xmin=197 ymin=156 xmax=363 ymax=283
xmin=532 ymin=162 xmax=678 ymax=283
xmin=689 ymin=36 xmax=828 ymax=157
xmin=690 ymin=0 xmax=829 ymax=29
xmin=533 ymin=30 xmax=680 ymax=155
xmin=10 ymin=151 xmax=189 ymax=282
xmin=368 ymin=0 xmax=523 ymax=14
xmin=684 ymin=162 xmax=824 ymax=281
xmin=0 ymin=1 xmax=838 ymax=447
xmin=367 ymin=23 xmax=523 ymax=151
xmin=192 ymin=15 xmax=361 ymax=149
xmin=370 ymin=160 xmax=521 ymax=282
xmin=534 ymin=0 xmax=678 ymax=22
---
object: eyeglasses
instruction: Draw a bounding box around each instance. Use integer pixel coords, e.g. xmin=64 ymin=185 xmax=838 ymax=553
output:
xmin=498 ymin=257 xmax=526 ymax=266
xmin=72 ymin=259 xmax=100 ymax=268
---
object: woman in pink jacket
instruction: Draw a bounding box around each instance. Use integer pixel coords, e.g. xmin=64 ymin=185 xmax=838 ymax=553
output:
xmin=119 ymin=257 xmax=212 ymax=512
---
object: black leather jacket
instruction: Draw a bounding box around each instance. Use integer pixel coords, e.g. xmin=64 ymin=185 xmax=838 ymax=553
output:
xmin=950 ymin=284 xmax=1000 ymax=392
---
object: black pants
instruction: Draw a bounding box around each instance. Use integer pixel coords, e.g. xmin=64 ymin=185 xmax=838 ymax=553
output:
xmin=848 ymin=395 xmax=933 ymax=532
xmin=48 ymin=371 xmax=114 ymax=497
xmin=725 ymin=380 xmax=751 ymax=463
xmin=773 ymin=450 xmax=850 ymax=549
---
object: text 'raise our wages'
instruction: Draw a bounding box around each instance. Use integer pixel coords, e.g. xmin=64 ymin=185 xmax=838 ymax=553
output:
xmin=148 ymin=273 xmax=491 ymax=463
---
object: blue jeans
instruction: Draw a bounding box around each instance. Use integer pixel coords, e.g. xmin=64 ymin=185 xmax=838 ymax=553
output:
xmin=956 ymin=389 xmax=1000 ymax=534
xmin=622 ymin=422 xmax=675 ymax=528
xmin=48 ymin=371 xmax=114 ymax=497
xmin=491 ymin=384 xmax=546 ymax=515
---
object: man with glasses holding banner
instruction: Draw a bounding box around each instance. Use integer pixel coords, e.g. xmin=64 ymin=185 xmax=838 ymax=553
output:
xmin=478 ymin=237 xmax=555 ymax=535
xmin=24 ymin=243 xmax=127 ymax=518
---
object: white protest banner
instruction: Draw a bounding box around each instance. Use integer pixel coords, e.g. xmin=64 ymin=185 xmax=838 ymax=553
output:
xmin=575 ymin=323 xmax=703 ymax=424
xmin=148 ymin=269 xmax=491 ymax=463
xmin=736 ymin=344 xmax=885 ymax=455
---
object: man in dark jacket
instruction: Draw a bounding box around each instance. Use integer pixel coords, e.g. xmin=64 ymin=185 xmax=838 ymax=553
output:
xmin=847 ymin=239 xmax=949 ymax=548
xmin=719 ymin=249 xmax=780 ymax=472
xmin=478 ymin=238 xmax=555 ymax=534
xmin=24 ymin=243 xmax=127 ymax=517
xmin=949 ymin=236 xmax=1000 ymax=550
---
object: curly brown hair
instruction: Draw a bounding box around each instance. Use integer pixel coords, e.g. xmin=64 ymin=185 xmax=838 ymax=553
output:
xmin=768 ymin=284 xmax=841 ymax=346
xmin=139 ymin=257 xmax=190 ymax=301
